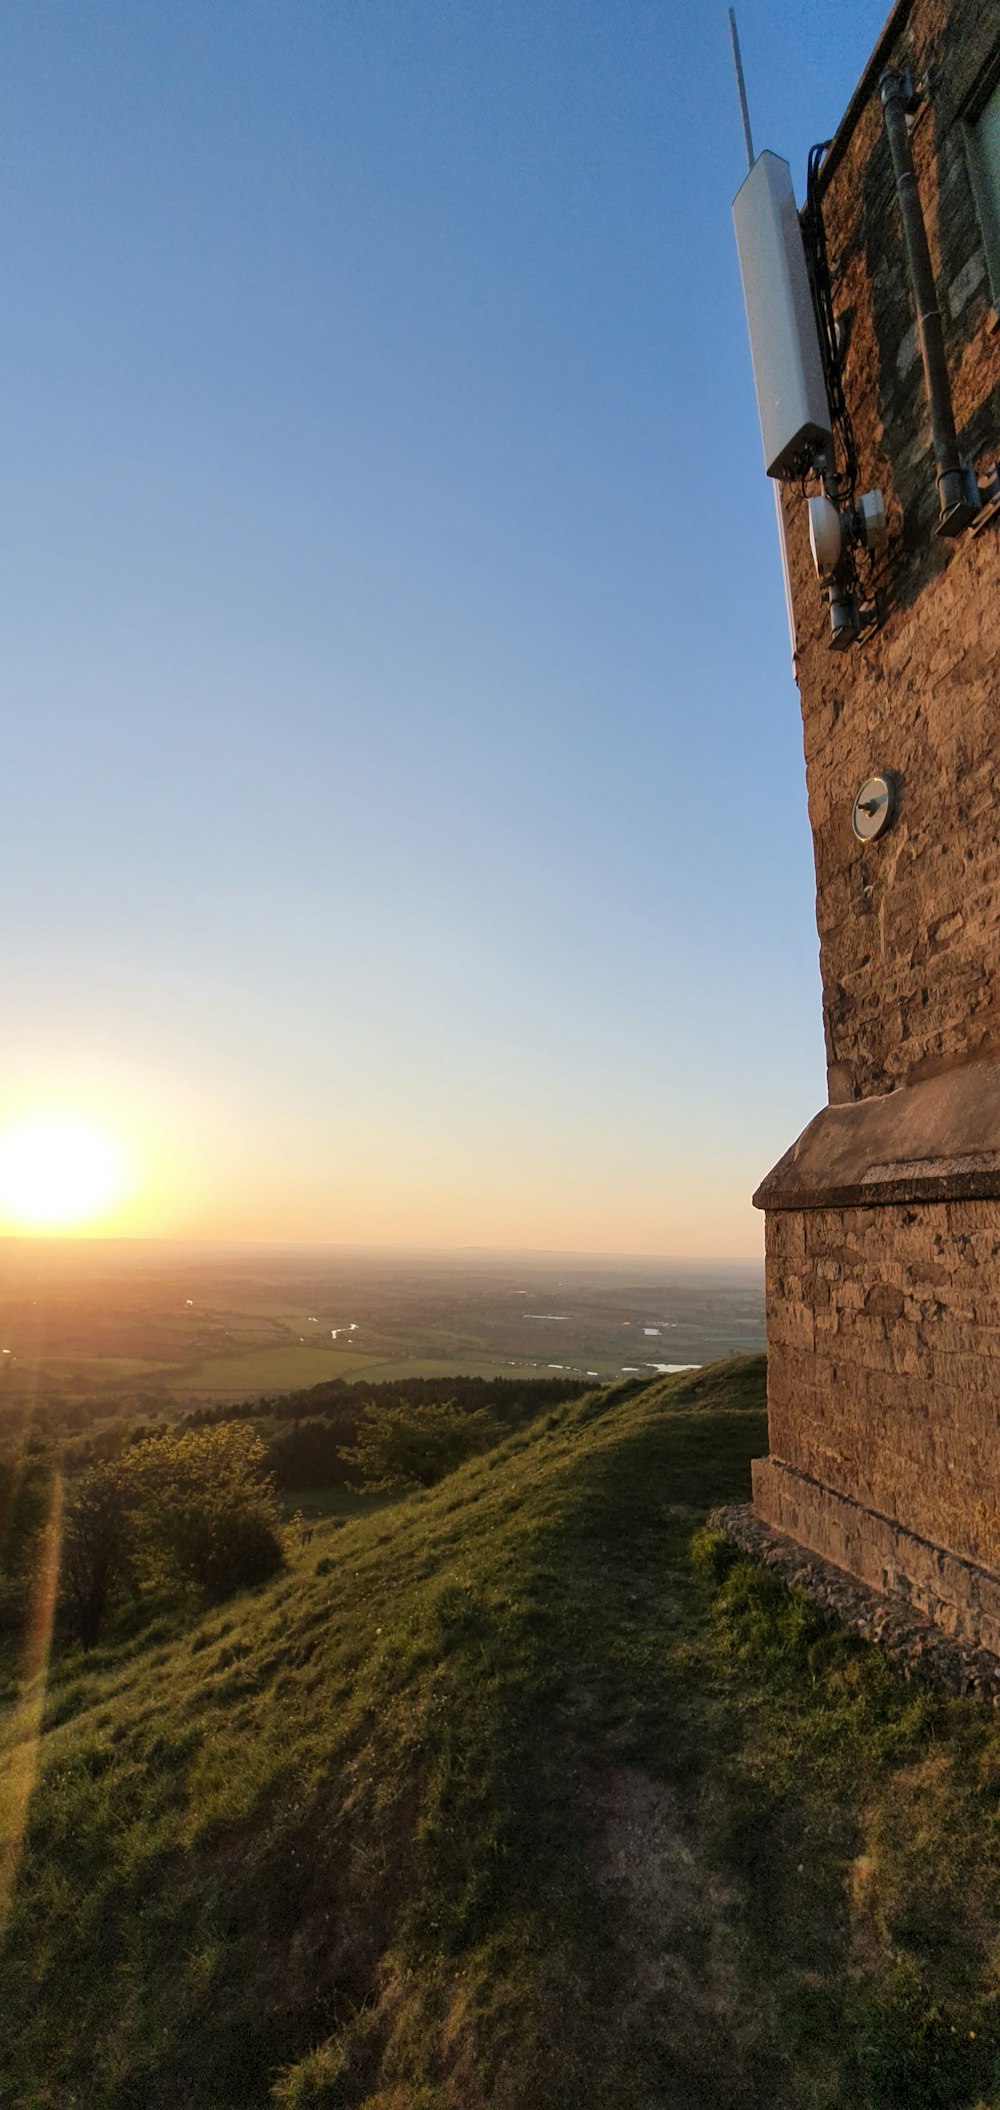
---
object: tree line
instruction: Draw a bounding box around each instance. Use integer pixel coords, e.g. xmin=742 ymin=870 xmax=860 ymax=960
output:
xmin=0 ymin=1374 xmax=594 ymax=1656
xmin=20 ymin=1372 xmax=585 ymax=1478
xmin=178 ymin=1370 xmax=585 ymax=1430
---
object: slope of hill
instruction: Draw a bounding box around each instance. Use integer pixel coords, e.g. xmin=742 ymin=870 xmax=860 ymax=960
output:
xmin=4 ymin=1357 xmax=1000 ymax=2109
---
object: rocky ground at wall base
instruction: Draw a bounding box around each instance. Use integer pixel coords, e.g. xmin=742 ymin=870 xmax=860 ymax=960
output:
xmin=710 ymin=1499 xmax=1000 ymax=1705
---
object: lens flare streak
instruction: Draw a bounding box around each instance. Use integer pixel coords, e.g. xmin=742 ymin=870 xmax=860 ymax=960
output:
xmin=0 ymin=1470 xmax=63 ymax=1941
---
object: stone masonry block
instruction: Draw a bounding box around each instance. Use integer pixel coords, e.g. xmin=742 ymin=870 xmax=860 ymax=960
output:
xmin=754 ymin=0 xmax=1000 ymax=1660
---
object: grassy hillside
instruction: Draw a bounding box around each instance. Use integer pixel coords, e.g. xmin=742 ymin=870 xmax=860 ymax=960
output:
xmin=4 ymin=1356 xmax=1000 ymax=2109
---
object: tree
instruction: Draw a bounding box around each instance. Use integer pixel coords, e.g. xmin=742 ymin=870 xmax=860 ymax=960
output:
xmin=127 ymin=1422 xmax=286 ymax=1602
xmin=339 ymin=1398 xmax=497 ymax=1491
xmin=57 ymin=1423 xmax=286 ymax=1647
xmin=59 ymin=1459 xmax=134 ymax=1648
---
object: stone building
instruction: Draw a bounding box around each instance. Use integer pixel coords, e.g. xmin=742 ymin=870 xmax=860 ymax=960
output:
xmin=735 ymin=0 xmax=1000 ymax=1651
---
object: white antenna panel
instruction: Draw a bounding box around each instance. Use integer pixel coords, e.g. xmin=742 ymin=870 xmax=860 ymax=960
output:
xmin=732 ymin=151 xmax=832 ymax=480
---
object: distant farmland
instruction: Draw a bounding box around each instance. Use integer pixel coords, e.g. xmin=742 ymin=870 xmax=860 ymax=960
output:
xmin=0 ymin=1241 xmax=765 ymax=1417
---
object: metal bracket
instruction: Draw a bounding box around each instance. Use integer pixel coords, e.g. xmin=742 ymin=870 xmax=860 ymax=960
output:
xmin=970 ymin=467 xmax=1000 ymax=537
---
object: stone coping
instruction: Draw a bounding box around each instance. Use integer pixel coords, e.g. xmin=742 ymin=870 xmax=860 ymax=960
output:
xmin=708 ymin=1501 xmax=1000 ymax=1705
xmin=753 ymin=1060 xmax=1000 ymax=1211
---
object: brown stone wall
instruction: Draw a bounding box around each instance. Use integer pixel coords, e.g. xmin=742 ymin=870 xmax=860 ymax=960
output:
xmin=746 ymin=1463 xmax=1000 ymax=1659
xmin=763 ymin=1201 xmax=1000 ymax=1575
xmin=749 ymin=0 xmax=1000 ymax=1649
xmin=780 ymin=0 xmax=1000 ymax=1105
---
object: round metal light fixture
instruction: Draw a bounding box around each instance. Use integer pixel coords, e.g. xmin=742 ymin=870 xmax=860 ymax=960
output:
xmin=852 ymin=773 xmax=897 ymax=841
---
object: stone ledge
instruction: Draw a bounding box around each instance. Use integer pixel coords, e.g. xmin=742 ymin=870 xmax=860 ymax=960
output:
xmin=753 ymin=1061 xmax=1000 ymax=1211
xmin=708 ymin=1501 xmax=1000 ymax=1704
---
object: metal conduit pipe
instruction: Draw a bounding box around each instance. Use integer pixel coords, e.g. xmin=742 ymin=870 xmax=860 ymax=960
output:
xmin=879 ymin=66 xmax=978 ymax=535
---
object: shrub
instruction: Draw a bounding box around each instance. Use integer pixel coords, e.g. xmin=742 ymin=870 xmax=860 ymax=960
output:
xmin=128 ymin=1423 xmax=286 ymax=1603
xmin=57 ymin=1424 xmax=286 ymax=1644
xmin=339 ymin=1399 xmax=498 ymax=1491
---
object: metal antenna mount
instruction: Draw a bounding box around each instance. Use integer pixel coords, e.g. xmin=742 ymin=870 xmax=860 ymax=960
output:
xmin=728 ymin=9 xmax=755 ymax=173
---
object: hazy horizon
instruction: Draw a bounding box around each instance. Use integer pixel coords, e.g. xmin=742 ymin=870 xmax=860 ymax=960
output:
xmin=0 ymin=1232 xmax=764 ymax=1268
xmin=0 ymin=1236 xmax=765 ymax=1407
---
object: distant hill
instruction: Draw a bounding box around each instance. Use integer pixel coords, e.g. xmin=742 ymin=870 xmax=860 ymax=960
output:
xmin=5 ymin=1354 xmax=1000 ymax=2108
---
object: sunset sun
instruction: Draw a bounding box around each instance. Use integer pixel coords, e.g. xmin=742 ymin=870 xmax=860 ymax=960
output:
xmin=0 ymin=1118 xmax=130 ymax=1233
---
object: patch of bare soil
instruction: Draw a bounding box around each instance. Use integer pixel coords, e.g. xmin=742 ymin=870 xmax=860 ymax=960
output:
xmin=587 ymin=1763 xmax=742 ymax=2025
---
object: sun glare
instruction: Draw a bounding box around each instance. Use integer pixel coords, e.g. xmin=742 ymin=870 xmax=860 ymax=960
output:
xmin=0 ymin=1118 xmax=130 ymax=1232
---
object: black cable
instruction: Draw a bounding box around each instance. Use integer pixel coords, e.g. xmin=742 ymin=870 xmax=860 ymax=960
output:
xmin=802 ymin=139 xmax=860 ymax=508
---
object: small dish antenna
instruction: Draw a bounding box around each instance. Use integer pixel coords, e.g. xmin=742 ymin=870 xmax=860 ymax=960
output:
xmin=852 ymin=774 xmax=897 ymax=842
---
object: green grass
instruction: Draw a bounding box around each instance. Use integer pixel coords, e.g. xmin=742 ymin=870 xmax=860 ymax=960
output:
xmin=174 ymin=1348 xmax=557 ymax=1397
xmin=4 ymin=1354 xmax=1000 ymax=2108
xmin=279 ymin=1486 xmax=398 ymax=1524
xmin=176 ymin=1345 xmax=381 ymax=1395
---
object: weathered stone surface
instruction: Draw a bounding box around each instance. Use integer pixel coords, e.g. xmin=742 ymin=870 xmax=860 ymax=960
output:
xmin=708 ymin=1501 xmax=1000 ymax=1704
xmin=782 ymin=0 xmax=1000 ymax=1107
xmin=752 ymin=0 xmax=1000 ymax=1663
xmin=755 ymin=1061 xmax=1000 ymax=1210
xmin=762 ymin=1199 xmax=1000 ymax=1575
xmin=751 ymin=1456 xmax=1000 ymax=1655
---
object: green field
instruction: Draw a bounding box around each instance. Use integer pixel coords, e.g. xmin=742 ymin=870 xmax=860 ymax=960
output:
xmin=175 ymin=1346 xmax=549 ymax=1399
xmin=5 ymin=1345 xmax=547 ymax=1414
xmin=0 ymin=1354 xmax=180 ymax=1385
xmin=175 ymin=1344 xmax=380 ymax=1397
xmin=0 ymin=1246 xmax=764 ymax=1436
xmin=6 ymin=1353 xmax=1000 ymax=2107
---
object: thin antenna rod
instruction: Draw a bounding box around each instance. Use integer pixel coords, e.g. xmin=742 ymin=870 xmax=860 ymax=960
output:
xmin=728 ymin=9 xmax=755 ymax=172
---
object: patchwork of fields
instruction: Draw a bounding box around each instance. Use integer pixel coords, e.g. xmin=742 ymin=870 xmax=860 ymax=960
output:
xmin=0 ymin=1241 xmax=765 ymax=1418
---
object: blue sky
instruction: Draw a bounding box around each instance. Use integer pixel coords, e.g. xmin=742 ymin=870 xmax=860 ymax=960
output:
xmin=0 ymin=0 xmax=888 ymax=1254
